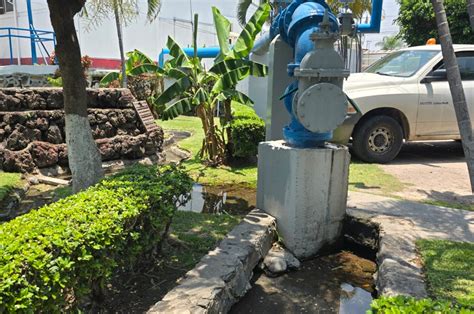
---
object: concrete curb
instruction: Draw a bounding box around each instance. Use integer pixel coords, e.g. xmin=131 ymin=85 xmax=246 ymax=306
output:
xmin=348 ymin=191 xmax=473 ymax=299
xmin=148 ymin=209 xmax=276 ymax=313
xmin=346 ymin=212 xmax=428 ymax=298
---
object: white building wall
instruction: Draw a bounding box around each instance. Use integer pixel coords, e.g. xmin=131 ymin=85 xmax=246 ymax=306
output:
xmin=0 ymin=0 xmax=241 ymax=64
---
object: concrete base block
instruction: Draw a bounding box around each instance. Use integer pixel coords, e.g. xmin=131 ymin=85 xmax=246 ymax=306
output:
xmin=257 ymin=140 xmax=350 ymax=258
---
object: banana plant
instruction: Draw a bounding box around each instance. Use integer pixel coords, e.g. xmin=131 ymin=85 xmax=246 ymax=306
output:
xmin=152 ymin=4 xmax=270 ymax=165
xmin=100 ymin=49 xmax=163 ymax=87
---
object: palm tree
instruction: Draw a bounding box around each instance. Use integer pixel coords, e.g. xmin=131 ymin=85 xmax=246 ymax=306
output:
xmin=432 ymin=0 xmax=474 ymax=191
xmin=84 ymin=0 xmax=161 ymax=87
xmin=375 ymin=35 xmax=404 ymax=51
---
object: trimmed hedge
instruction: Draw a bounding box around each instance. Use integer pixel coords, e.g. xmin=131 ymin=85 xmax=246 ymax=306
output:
xmin=369 ymin=296 xmax=473 ymax=313
xmin=0 ymin=165 xmax=193 ymax=312
xmin=230 ymin=103 xmax=265 ymax=158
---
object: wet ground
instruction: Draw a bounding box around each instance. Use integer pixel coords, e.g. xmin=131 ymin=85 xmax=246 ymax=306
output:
xmin=179 ymin=183 xmax=256 ymax=215
xmin=231 ymin=251 xmax=376 ymax=314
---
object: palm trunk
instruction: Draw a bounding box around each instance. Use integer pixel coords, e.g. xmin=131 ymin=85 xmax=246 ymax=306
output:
xmin=468 ymin=0 xmax=474 ymax=31
xmin=47 ymin=0 xmax=103 ymax=193
xmin=114 ymin=0 xmax=127 ymax=88
xmin=432 ymin=0 xmax=474 ymax=192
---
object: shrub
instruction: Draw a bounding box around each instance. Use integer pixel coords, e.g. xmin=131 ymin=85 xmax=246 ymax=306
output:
xmin=230 ymin=103 xmax=265 ymax=159
xmin=368 ymin=296 xmax=472 ymax=313
xmin=396 ymin=0 xmax=474 ymax=46
xmin=0 ymin=165 xmax=193 ymax=312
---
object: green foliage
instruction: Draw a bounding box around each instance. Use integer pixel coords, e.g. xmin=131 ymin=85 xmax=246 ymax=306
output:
xmin=230 ymin=103 xmax=265 ymax=158
xmin=84 ymin=0 xmax=161 ymax=29
xmin=417 ymin=240 xmax=474 ymax=307
xmin=153 ymin=4 xmax=269 ymax=165
xmin=100 ymin=49 xmax=163 ymax=88
xmin=369 ymin=296 xmax=472 ymax=313
xmin=376 ymin=35 xmax=405 ymax=51
xmin=47 ymin=76 xmax=63 ymax=87
xmin=396 ymin=0 xmax=474 ymax=46
xmin=0 ymin=165 xmax=192 ymax=312
xmin=0 ymin=171 xmax=22 ymax=202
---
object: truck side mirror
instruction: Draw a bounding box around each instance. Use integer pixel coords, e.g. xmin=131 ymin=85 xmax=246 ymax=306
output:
xmin=421 ymin=69 xmax=447 ymax=83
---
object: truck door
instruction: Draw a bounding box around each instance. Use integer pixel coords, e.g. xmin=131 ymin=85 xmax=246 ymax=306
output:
xmin=418 ymin=51 xmax=474 ymax=137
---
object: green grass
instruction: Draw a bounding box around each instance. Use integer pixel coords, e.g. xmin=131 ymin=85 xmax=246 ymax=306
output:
xmin=159 ymin=116 xmax=259 ymax=188
xmin=165 ymin=211 xmax=241 ymax=268
xmin=417 ymin=239 xmax=474 ymax=307
xmin=0 ymin=171 xmax=22 ymax=202
xmin=158 ymin=116 xmax=404 ymax=193
xmin=349 ymin=162 xmax=405 ymax=195
xmin=422 ymin=199 xmax=474 ymax=212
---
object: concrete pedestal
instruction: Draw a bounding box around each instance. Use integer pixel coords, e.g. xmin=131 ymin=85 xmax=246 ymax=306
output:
xmin=257 ymin=140 xmax=350 ymax=258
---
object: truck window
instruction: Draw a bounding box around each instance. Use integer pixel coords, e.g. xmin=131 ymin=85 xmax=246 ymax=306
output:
xmin=365 ymin=50 xmax=439 ymax=77
xmin=433 ymin=51 xmax=474 ymax=80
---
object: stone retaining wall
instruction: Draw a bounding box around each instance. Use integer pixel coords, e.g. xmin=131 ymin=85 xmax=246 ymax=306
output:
xmin=0 ymin=88 xmax=163 ymax=173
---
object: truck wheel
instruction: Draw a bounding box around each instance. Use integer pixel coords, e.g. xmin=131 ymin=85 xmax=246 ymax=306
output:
xmin=352 ymin=115 xmax=403 ymax=163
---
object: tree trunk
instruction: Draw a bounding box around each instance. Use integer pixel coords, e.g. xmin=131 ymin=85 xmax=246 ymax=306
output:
xmin=432 ymin=0 xmax=474 ymax=192
xmin=468 ymin=0 xmax=474 ymax=31
xmin=47 ymin=0 xmax=103 ymax=193
xmin=114 ymin=0 xmax=127 ymax=88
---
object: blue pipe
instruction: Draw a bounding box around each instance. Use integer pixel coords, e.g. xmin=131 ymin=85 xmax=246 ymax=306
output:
xmin=158 ymin=47 xmax=221 ymax=67
xmin=356 ymin=0 xmax=383 ymax=33
xmin=252 ymin=0 xmax=384 ymax=55
xmin=26 ymin=0 xmax=37 ymax=65
xmin=250 ymin=0 xmax=383 ymax=147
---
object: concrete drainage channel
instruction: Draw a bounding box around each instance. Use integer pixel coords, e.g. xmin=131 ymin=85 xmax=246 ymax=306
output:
xmin=149 ymin=208 xmax=423 ymax=313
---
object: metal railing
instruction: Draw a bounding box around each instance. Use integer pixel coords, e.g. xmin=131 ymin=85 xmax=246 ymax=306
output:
xmin=0 ymin=26 xmax=55 ymax=65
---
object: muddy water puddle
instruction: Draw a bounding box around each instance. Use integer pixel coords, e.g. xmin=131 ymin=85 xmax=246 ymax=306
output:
xmin=231 ymin=251 xmax=376 ymax=314
xmin=179 ymin=184 xmax=256 ymax=215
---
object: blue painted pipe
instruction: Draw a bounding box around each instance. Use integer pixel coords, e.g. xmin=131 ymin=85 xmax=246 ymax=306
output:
xmin=357 ymin=0 xmax=383 ymax=33
xmin=158 ymin=47 xmax=221 ymax=67
xmin=251 ymin=0 xmax=383 ymax=147
xmin=252 ymin=0 xmax=384 ymax=54
xmin=26 ymin=0 xmax=37 ymax=65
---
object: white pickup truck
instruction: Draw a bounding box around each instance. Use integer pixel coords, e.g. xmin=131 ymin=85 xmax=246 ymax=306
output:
xmin=339 ymin=44 xmax=473 ymax=163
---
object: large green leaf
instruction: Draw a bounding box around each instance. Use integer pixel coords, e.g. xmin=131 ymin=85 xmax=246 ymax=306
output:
xmin=212 ymin=67 xmax=251 ymax=94
xmin=221 ymin=90 xmax=254 ymax=106
xmin=129 ymin=63 xmax=164 ymax=76
xmin=125 ymin=49 xmax=154 ymax=74
xmin=146 ymin=0 xmax=162 ymax=22
xmin=166 ymin=68 xmax=189 ymax=80
xmin=166 ymin=36 xmax=190 ymax=68
xmin=210 ymin=59 xmax=267 ymax=77
xmin=193 ymin=87 xmax=209 ymax=105
xmin=154 ymin=76 xmax=192 ymax=106
xmin=237 ymin=0 xmax=254 ymax=26
xmin=230 ymin=3 xmax=271 ymax=59
xmin=212 ymin=7 xmax=232 ymax=60
xmin=162 ymin=98 xmax=194 ymax=120
xmin=99 ymin=71 xmax=120 ymax=87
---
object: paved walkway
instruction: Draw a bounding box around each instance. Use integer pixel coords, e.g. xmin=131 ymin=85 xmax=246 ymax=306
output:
xmin=347 ymin=191 xmax=473 ymax=297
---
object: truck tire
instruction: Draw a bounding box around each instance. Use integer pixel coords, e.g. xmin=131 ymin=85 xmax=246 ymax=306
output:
xmin=352 ymin=115 xmax=403 ymax=163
